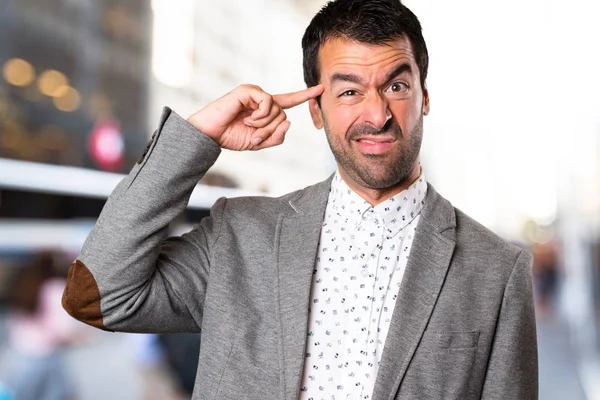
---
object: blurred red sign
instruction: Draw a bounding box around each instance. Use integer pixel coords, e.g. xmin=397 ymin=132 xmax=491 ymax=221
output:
xmin=88 ymin=120 xmax=124 ymax=171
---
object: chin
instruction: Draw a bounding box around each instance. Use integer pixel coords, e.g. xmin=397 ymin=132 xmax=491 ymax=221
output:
xmin=359 ymin=174 xmax=404 ymax=190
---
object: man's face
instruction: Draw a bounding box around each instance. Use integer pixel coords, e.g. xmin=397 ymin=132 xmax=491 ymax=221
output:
xmin=309 ymin=36 xmax=429 ymax=195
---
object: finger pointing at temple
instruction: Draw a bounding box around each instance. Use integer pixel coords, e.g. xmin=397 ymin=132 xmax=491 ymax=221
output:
xmin=274 ymin=84 xmax=324 ymax=109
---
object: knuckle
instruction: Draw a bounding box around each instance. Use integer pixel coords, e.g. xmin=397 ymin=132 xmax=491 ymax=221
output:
xmin=275 ymin=112 xmax=286 ymax=123
xmin=237 ymin=84 xmax=262 ymax=94
xmin=264 ymin=93 xmax=274 ymax=103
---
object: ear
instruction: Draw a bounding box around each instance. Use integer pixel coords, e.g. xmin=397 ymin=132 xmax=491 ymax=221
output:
xmin=308 ymin=98 xmax=324 ymax=129
xmin=422 ymin=83 xmax=430 ymax=116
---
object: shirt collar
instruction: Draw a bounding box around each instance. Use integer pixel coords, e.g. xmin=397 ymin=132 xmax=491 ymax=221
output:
xmin=329 ymin=170 xmax=427 ymax=237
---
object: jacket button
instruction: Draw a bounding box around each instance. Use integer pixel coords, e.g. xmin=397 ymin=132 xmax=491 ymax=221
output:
xmin=137 ymin=139 xmax=153 ymax=164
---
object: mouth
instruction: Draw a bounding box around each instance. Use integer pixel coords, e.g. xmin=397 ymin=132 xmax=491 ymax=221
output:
xmin=353 ymin=136 xmax=396 ymax=155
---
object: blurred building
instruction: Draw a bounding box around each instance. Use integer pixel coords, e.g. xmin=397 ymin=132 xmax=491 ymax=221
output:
xmin=0 ymin=0 xmax=152 ymax=220
xmin=0 ymin=0 xmax=151 ymax=174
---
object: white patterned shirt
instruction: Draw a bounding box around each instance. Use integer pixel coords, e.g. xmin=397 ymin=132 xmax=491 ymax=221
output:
xmin=299 ymin=171 xmax=427 ymax=400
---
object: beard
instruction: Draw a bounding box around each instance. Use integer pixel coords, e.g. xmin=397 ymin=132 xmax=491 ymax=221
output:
xmin=323 ymin=114 xmax=423 ymax=190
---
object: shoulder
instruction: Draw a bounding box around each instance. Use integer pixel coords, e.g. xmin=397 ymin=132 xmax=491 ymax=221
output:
xmin=454 ymin=208 xmax=522 ymax=257
xmin=210 ymin=176 xmax=332 ymax=221
xmin=455 ymin=208 xmax=532 ymax=285
xmin=426 ymin=185 xmax=531 ymax=275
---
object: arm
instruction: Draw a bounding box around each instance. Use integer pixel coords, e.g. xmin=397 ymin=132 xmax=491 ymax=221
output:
xmin=62 ymin=108 xmax=223 ymax=333
xmin=62 ymin=85 xmax=324 ymax=334
xmin=480 ymin=250 xmax=538 ymax=399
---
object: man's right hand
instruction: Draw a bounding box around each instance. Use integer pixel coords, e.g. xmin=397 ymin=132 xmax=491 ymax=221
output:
xmin=187 ymin=84 xmax=323 ymax=151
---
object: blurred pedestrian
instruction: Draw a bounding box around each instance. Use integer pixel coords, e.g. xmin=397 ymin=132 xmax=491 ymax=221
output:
xmin=0 ymin=251 xmax=80 ymax=400
xmin=532 ymin=239 xmax=561 ymax=318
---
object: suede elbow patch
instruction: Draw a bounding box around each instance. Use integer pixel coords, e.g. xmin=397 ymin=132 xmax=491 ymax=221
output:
xmin=62 ymin=260 xmax=108 ymax=331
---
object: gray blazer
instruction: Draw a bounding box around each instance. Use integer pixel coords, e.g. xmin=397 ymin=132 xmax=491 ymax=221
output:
xmin=63 ymin=108 xmax=538 ymax=399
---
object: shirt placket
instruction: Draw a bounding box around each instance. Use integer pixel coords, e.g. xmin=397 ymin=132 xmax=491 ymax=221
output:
xmin=300 ymin=173 xmax=427 ymax=400
xmin=350 ymin=211 xmax=383 ymax=399
xmin=342 ymin=218 xmax=366 ymax=399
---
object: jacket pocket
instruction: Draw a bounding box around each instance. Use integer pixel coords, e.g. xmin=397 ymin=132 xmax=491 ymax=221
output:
xmin=397 ymin=331 xmax=479 ymax=400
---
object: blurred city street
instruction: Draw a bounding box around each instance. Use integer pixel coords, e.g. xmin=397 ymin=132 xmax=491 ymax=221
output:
xmin=538 ymin=315 xmax=587 ymax=400
xmin=64 ymin=333 xmax=142 ymax=400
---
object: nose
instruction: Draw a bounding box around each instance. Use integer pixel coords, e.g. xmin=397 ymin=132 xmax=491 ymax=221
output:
xmin=362 ymin=93 xmax=391 ymax=131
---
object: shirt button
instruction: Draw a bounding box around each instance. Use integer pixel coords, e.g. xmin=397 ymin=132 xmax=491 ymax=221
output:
xmin=362 ymin=269 xmax=369 ymax=277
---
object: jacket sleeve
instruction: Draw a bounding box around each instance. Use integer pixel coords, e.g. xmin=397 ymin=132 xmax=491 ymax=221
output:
xmin=480 ymin=250 xmax=538 ymax=399
xmin=62 ymin=107 xmax=224 ymax=333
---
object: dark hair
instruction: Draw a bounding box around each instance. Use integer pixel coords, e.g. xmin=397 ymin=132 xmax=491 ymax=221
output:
xmin=302 ymin=0 xmax=429 ymax=90
xmin=10 ymin=251 xmax=61 ymax=314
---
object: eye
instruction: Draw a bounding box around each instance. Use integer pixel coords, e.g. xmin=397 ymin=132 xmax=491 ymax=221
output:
xmin=340 ymin=89 xmax=359 ymax=97
xmin=386 ymin=82 xmax=408 ymax=93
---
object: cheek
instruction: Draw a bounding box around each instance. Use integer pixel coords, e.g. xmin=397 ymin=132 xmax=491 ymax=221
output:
xmin=389 ymin=100 xmax=422 ymax=130
xmin=322 ymin=105 xmax=357 ymax=139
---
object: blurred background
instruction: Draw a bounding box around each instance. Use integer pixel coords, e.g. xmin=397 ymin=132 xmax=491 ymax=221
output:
xmin=0 ymin=0 xmax=599 ymax=398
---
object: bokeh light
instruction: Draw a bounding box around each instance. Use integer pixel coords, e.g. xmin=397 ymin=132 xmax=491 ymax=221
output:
xmin=37 ymin=69 xmax=69 ymax=97
xmin=2 ymin=58 xmax=35 ymax=87
xmin=53 ymin=86 xmax=81 ymax=112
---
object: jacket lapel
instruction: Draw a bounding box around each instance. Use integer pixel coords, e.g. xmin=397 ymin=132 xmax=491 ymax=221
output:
xmin=372 ymin=184 xmax=457 ymax=400
xmin=276 ymin=177 xmax=332 ymax=399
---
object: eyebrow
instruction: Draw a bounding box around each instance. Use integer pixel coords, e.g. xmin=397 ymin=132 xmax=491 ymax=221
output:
xmin=330 ymin=72 xmax=364 ymax=86
xmin=383 ymin=63 xmax=412 ymax=85
xmin=329 ymin=62 xmax=413 ymax=87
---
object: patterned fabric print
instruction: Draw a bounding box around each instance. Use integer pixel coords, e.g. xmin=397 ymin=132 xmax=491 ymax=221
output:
xmin=299 ymin=171 xmax=427 ymax=400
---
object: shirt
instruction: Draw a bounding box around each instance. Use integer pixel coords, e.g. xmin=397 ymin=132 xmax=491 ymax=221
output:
xmin=299 ymin=171 xmax=427 ymax=400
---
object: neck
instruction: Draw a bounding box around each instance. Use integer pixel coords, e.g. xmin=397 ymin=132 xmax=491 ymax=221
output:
xmin=339 ymin=162 xmax=421 ymax=206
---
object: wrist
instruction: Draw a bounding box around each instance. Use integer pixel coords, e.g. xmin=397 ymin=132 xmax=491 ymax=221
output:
xmin=187 ymin=112 xmax=220 ymax=143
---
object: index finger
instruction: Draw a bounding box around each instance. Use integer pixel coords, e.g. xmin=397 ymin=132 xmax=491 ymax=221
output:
xmin=273 ymin=84 xmax=324 ymax=109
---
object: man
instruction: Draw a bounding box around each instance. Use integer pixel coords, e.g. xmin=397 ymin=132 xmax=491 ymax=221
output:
xmin=62 ymin=0 xmax=538 ymax=399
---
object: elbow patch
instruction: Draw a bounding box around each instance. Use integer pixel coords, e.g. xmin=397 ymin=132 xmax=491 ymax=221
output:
xmin=62 ymin=260 xmax=109 ymax=331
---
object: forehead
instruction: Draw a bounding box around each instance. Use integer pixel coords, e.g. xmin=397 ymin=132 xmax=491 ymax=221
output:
xmin=318 ymin=36 xmax=417 ymax=79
